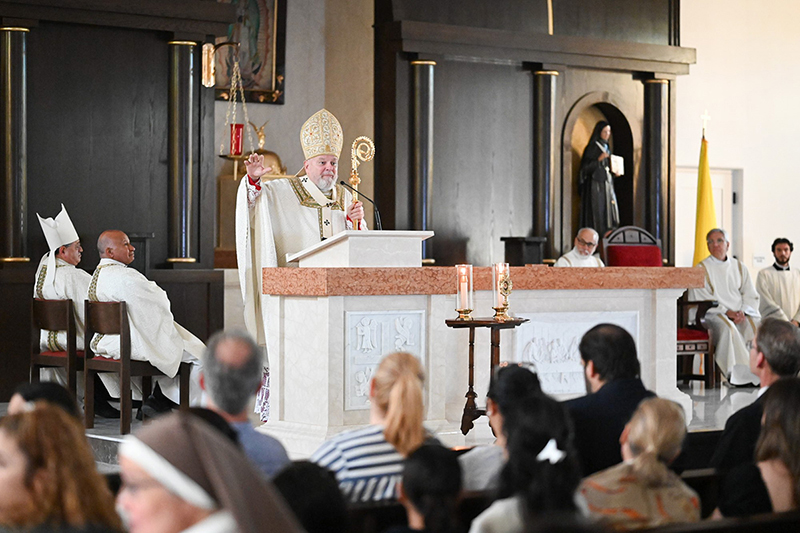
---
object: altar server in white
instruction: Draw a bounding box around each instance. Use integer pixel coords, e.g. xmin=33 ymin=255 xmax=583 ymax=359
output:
xmin=235 ymin=109 xmax=365 ymax=419
xmin=89 ymin=230 xmax=205 ymax=408
xmin=554 ymin=228 xmax=605 ymax=267
xmin=34 ymin=204 xmax=91 ymax=378
xmin=757 ymin=238 xmax=800 ymax=326
xmin=689 ymin=228 xmax=760 ymax=386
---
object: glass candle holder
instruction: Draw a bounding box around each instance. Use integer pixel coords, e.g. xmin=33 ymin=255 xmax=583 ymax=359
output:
xmin=455 ymin=264 xmax=473 ymax=320
xmin=492 ymin=262 xmax=511 ymax=320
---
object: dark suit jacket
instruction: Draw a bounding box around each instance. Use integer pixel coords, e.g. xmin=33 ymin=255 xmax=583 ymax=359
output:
xmin=564 ymin=378 xmax=655 ymax=476
xmin=710 ymin=394 xmax=765 ymax=472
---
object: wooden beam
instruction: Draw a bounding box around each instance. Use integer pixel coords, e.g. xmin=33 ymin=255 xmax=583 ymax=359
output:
xmin=387 ymin=20 xmax=696 ymax=75
xmin=0 ymin=0 xmax=236 ymax=36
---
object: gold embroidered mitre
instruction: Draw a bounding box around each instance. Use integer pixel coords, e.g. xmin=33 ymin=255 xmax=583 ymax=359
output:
xmin=300 ymin=108 xmax=343 ymax=160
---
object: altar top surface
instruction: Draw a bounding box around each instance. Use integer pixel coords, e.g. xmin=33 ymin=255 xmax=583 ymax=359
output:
xmin=262 ymin=265 xmax=704 ymax=296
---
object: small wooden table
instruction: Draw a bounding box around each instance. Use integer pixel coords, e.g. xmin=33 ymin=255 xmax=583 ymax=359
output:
xmin=445 ymin=317 xmax=529 ymax=435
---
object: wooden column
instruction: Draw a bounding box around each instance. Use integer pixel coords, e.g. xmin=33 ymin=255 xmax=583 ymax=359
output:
xmin=411 ymin=60 xmax=435 ymax=263
xmin=643 ymin=79 xmax=669 ymax=256
xmin=167 ymin=40 xmax=196 ymax=264
xmin=533 ymin=70 xmax=558 ymax=257
xmin=0 ymin=27 xmax=28 ymax=263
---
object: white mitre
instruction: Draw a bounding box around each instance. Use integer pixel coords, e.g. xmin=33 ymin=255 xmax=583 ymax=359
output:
xmin=36 ymin=204 xmax=79 ymax=289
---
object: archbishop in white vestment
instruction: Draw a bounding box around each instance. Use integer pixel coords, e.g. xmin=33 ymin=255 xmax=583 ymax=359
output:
xmin=33 ymin=205 xmax=91 ymax=387
xmin=688 ymin=230 xmax=760 ymax=386
xmin=90 ymin=231 xmax=205 ymax=405
xmin=235 ymin=109 xmax=366 ymax=420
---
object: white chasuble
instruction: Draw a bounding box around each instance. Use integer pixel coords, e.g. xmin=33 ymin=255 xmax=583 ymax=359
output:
xmin=88 ymin=258 xmax=205 ymax=403
xmin=33 ymin=253 xmax=92 ymax=352
xmin=689 ymin=256 xmax=760 ymax=385
xmin=553 ymin=247 xmax=605 ymax=267
xmin=756 ymin=267 xmax=800 ymax=322
xmin=235 ymin=175 xmax=360 ymax=420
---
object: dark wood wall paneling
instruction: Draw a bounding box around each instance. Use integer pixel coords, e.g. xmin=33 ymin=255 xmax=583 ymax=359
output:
xmin=374 ymin=0 xmax=695 ymax=266
xmin=0 ymin=1 xmax=235 ymax=400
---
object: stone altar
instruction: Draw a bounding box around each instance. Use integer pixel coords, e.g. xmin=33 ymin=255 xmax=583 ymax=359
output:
xmin=259 ymin=265 xmax=704 ymax=458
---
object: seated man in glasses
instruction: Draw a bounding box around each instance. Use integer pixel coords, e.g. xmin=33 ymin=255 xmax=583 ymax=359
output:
xmin=554 ymin=228 xmax=605 ymax=267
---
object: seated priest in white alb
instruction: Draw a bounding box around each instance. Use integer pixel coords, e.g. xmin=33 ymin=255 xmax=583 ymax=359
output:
xmin=756 ymin=238 xmax=800 ymax=326
xmin=689 ymin=228 xmax=760 ymax=386
xmin=89 ymin=230 xmax=205 ymax=415
xmin=235 ymin=108 xmax=366 ymax=420
xmin=554 ymin=227 xmax=605 ymax=267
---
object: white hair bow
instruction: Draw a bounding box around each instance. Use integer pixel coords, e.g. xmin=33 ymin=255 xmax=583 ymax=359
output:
xmin=536 ymin=438 xmax=566 ymax=464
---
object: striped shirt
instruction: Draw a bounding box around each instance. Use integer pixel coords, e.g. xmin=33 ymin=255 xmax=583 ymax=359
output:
xmin=311 ymin=425 xmax=404 ymax=503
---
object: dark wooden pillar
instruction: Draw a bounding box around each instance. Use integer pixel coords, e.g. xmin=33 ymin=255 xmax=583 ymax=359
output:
xmin=167 ymin=40 xmax=196 ymax=264
xmin=643 ymin=79 xmax=669 ymax=256
xmin=410 ymin=59 xmax=435 ymax=263
xmin=0 ymin=27 xmax=28 ymax=263
xmin=533 ymin=70 xmax=558 ymax=257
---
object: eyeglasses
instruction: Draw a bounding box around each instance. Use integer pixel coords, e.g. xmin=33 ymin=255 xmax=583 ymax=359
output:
xmin=576 ymin=237 xmax=597 ymax=247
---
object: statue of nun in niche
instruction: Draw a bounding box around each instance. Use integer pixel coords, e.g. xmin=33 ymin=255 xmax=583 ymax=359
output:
xmin=579 ymin=121 xmax=620 ymax=238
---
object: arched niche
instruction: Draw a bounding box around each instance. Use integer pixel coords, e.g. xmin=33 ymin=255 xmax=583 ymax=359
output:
xmin=560 ymin=91 xmax=641 ymax=254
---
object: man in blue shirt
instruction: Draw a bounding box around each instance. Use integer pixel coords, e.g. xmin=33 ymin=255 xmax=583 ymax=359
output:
xmin=201 ymin=330 xmax=290 ymax=478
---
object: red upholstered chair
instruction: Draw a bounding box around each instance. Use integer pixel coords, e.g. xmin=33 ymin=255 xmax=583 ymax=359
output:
xmin=84 ymin=300 xmax=190 ymax=434
xmin=31 ymin=299 xmax=84 ymax=395
xmin=603 ymin=226 xmax=663 ymax=266
xmin=677 ymin=292 xmax=719 ymax=388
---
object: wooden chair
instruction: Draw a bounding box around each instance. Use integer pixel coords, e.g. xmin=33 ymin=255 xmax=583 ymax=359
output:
xmin=603 ymin=226 xmax=664 ymax=266
xmin=83 ymin=300 xmax=190 ymax=434
xmin=677 ymin=292 xmax=719 ymax=388
xmin=31 ymin=299 xmax=83 ymax=395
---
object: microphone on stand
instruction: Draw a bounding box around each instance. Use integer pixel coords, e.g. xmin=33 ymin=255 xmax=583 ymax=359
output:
xmin=339 ymin=181 xmax=383 ymax=230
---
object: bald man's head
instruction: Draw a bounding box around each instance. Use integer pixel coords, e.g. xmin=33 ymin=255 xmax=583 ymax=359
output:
xmin=97 ymin=230 xmax=135 ymax=265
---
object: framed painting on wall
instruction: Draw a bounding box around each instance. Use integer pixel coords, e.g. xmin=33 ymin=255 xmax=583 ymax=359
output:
xmin=215 ymin=0 xmax=287 ymax=104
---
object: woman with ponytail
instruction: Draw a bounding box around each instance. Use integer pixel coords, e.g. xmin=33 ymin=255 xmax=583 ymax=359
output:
xmin=579 ymin=398 xmax=700 ymax=530
xmin=312 ymin=352 xmax=432 ymax=503
xmin=387 ymin=445 xmax=462 ymax=533
xmin=469 ymin=394 xmax=582 ymax=533
xmin=715 ymin=377 xmax=800 ymax=517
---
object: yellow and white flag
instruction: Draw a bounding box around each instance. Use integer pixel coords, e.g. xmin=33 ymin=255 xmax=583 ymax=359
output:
xmin=693 ymin=137 xmax=717 ymax=266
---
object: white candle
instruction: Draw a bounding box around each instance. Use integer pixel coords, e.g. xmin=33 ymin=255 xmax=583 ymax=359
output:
xmin=459 ymin=269 xmax=468 ymax=309
xmin=455 ymin=264 xmax=472 ymax=311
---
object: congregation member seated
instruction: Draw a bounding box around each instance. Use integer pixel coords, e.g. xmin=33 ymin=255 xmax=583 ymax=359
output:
xmin=714 ymin=377 xmax=800 ymax=518
xmin=460 ymin=364 xmax=542 ymax=491
xmin=689 ymin=228 xmax=761 ymax=386
xmin=711 ymin=318 xmax=800 ymax=472
xmin=90 ymin=230 xmax=206 ymax=416
xmin=312 ymin=351 xmax=433 ymax=503
xmin=469 ymin=395 xmax=581 ymax=533
xmin=387 ymin=445 xmax=463 ymax=533
xmin=554 ymin=228 xmax=605 ymax=267
xmin=564 ymin=324 xmax=654 ymax=476
xmin=0 ymin=403 xmax=122 ymax=532
xmin=579 ymin=398 xmax=700 ymax=530
xmin=8 ymin=381 xmax=81 ymax=420
xmin=200 ymin=330 xmax=289 ymax=478
xmin=117 ymin=412 xmax=302 ymax=533
xmin=273 ymin=461 xmax=348 ymax=533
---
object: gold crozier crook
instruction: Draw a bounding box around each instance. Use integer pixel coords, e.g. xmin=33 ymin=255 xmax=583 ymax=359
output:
xmin=349 ymin=136 xmax=375 ymax=204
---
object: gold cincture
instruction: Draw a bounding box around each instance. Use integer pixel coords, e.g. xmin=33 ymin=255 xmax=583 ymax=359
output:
xmin=349 ymin=136 xmax=375 ymax=203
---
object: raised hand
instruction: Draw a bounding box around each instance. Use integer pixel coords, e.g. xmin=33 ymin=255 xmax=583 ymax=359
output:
xmin=244 ymin=154 xmax=272 ymax=179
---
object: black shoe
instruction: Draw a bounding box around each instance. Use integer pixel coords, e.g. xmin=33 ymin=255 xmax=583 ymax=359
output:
xmin=136 ymin=407 xmax=144 ymax=421
xmin=141 ymin=386 xmax=179 ymax=419
xmin=94 ymin=398 xmax=121 ymax=419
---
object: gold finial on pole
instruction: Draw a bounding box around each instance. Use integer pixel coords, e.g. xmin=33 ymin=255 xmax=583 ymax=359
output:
xmin=349 ymin=136 xmax=375 ymax=203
